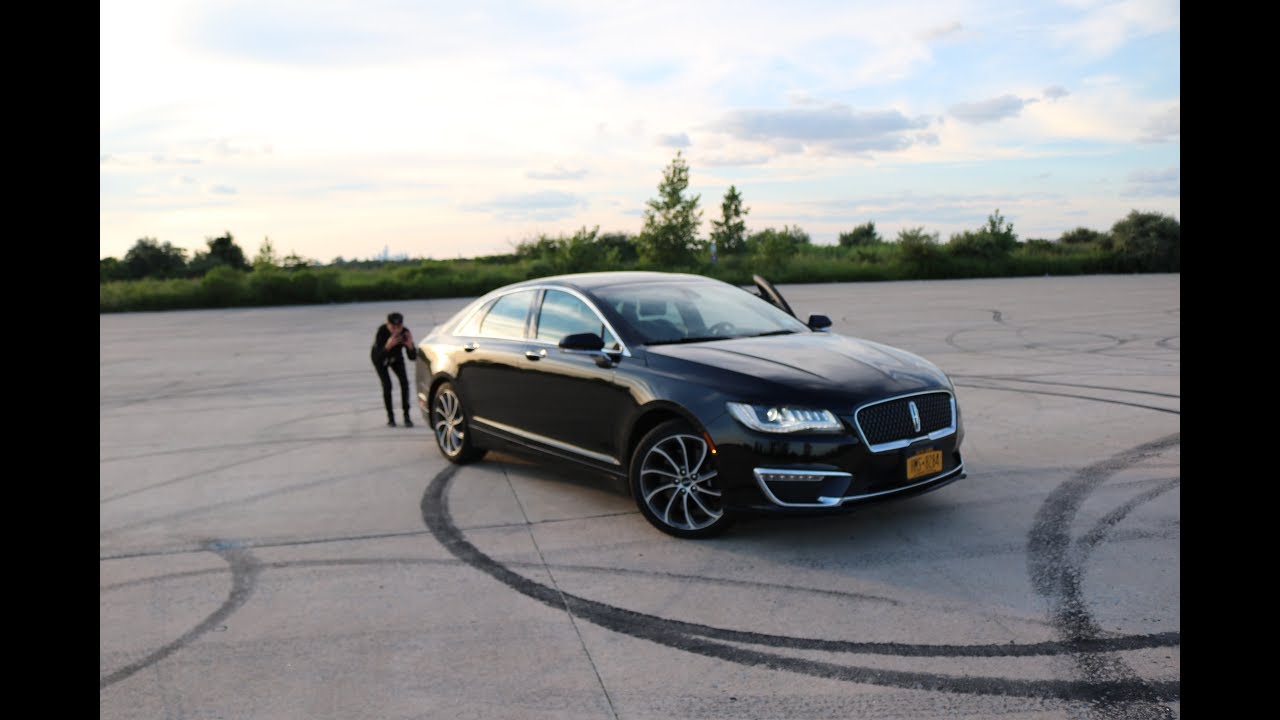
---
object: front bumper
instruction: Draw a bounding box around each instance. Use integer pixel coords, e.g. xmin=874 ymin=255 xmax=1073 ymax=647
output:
xmin=702 ymin=408 xmax=965 ymax=513
xmin=752 ymin=462 xmax=965 ymax=508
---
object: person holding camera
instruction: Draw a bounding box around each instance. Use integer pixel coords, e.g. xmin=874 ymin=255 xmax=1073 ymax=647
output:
xmin=371 ymin=312 xmax=417 ymax=427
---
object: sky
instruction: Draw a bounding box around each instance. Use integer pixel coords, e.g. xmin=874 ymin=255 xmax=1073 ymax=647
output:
xmin=100 ymin=0 xmax=1180 ymax=263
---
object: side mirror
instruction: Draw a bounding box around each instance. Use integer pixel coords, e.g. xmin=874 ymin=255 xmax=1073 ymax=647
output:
xmin=807 ymin=314 xmax=833 ymax=332
xmin=559 ymin=332 xmax=605 ymax=351
xmin=559 ymin=332 xmax=617 ymax=367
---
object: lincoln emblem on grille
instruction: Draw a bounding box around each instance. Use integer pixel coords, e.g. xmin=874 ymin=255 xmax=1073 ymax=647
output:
xmin=908 ymin=400 xmax=921 ymax=433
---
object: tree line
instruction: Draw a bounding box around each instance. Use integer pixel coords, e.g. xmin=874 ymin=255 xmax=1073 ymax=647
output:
xmin=101 ymin=151 xmax=1180 ymax=312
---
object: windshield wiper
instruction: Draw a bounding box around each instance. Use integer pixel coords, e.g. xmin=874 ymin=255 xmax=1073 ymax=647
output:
xmin=646 ymin=335 xmax=733 ymax=346
xmin=750 ymin=330 xmax=797 ymax=337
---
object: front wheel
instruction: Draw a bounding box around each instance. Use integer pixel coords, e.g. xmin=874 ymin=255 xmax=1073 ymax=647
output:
xmin=630 ymin=419 xmax=734 ymax=538
xmin=431 ymin=382 xmax=485 ymax=464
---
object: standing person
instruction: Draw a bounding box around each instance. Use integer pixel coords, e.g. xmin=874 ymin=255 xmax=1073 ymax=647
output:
xmin=371 ymin=312 xmax=417 ymax=427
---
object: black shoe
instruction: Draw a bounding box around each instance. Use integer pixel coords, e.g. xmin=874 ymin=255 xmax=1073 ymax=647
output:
xmin=387 ymin=418 xmax=396 ymax=427
xmin=403 ymin=415 xmax=414 ymax=427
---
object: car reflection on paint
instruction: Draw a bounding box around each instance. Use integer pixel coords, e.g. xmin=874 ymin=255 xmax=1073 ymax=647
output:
xmin=413 ymin=271 xmax=965 ymax=538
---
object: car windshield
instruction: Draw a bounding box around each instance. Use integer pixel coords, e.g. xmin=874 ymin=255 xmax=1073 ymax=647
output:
xmin=593 ymin=281 xmax=811 ymax=345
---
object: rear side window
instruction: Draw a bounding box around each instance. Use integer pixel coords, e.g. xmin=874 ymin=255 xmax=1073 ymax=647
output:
xmin=478 ymin=290 xmax=535 ymax=339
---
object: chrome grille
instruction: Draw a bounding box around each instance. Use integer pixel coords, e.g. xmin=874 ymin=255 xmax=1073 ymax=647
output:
xmin=855 ymin=392 xmax=954 ymax=449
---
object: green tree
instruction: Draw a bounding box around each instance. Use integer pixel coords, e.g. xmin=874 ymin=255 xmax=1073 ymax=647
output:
xmin=1109 ymin=210 xmax=1180 ymax=271
xmin=636 ymin=151 xmax=703 ymax=267
xmin=838 ymin=222 xmax=883 ymax=247
xmin=123 ymin=237 xmax=188 ymax=279
xmin=896 ymin=227 xmax=941 ymax=267
xmin=948 ymin=209 xmax=1018 ymax=259
xmin=189 ymin=231 xmax=249 ymax=276
xmin=253 ymin=237 xmax=280 ymax=270
xmin=596 ymin=232 xmax=638 ymax=264
xmin=709 ymin=185 xmax=749 ymax=256
xmin=100 ymin=257 xmax=130 ymax=283
xmin=281 ymin=250 xmax=317 ymax=270
xmin=745 ymin=225 xmax=810 ymax=269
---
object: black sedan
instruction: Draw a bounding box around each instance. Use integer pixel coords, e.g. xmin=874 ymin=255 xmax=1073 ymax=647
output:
xmin=413 ymin=271 xmax=964 ymax=538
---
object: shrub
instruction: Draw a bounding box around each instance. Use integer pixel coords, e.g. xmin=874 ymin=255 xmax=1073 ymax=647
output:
xmin=947 ymin=209 xmax=1018 ymax=259
xmin=1109 ymin=210 xmax=1180 ymax=271
xmin=1059 ymin=227 xmax=1109 ymax=246
xmin=896 ymin=227 xmax=942 ymax=273
xmin=838 ymin=222 xmax=883 ymax=247
xmin=201 ymin=266 xmax=247 ymax=307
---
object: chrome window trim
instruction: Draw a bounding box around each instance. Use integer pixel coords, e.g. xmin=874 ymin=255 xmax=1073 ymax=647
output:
xmin=473 ymin=416 xmax=621 ymax=466
xmin=852 ymin=390 xmax=957 ymax=453
xmin=452 ymin=285 xmax=632 ymax=357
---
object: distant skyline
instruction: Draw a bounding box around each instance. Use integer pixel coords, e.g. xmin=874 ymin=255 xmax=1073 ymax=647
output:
xmin=100 ymin=0 xmax=1179 ymax=262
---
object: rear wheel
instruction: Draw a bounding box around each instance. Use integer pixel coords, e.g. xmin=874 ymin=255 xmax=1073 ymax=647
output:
xmin=431 ymin=382 xmax=485 ymax=463
xmin=630 ymin=419 xmax=734 ymax=538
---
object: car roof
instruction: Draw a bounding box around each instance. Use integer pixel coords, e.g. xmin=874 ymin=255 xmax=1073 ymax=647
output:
xmin=498 ymin=271 xmax=715 ymax=293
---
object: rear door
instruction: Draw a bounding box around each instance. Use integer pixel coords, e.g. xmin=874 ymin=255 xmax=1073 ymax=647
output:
xmin=455 ymin=289 xmax=538 ymax=431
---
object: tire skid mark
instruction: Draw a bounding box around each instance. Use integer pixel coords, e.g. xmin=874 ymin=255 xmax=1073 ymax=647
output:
xmin=1012 ymin=325 xmax=1127 ymax=354
xmin=100 ymin=460 xmax=405 ymax=537
xmin=422 ymin=466 xmax=1178 ymax=701
xmin=942 ymin=309 xmax=1178 ymax=368
xmin=100 ymin=444 xmax=305 ymax=505
xmin=955 ymin=383 xmax=1179 ymax=415
xmin=1076 ymin=480 xmax=1180 ymax=562
xmin=100 ymin=432 xmax=411 ymax=464
xmin=1027 ymin=434 xmax=1181 ymax=717
xmin=950 ymin=376 xmax=1179 ymax=400
xmin=101 ymin=525 xmax=1173 ymax=635
xmin=100 ymin=542 xmax=260 ymax=690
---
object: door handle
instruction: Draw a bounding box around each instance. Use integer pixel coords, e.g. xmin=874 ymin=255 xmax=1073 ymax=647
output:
xmin=525 ymin=348 xmax=547 ymax=360
xmin=463 ymin=342 xmax=479 ymax=352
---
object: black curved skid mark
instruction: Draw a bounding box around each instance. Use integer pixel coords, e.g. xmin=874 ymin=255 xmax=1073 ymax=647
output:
xmin=1076 ymin=479 xmax=1180 ymax=562
xmin=102 ymin=554 xmax=1180 ymax=658
xmin=950 ymin=376 xmax=1180 ymax=400
xmin=421 ymin=466 xmax=1179 ymax=702
xmin=100 ymin=542 xmax=261 ymax=690
xmin=956 ymin=383 xmax=1179 ymax=416
xmin=1027 ymin=433 xmax=1181 ymax=714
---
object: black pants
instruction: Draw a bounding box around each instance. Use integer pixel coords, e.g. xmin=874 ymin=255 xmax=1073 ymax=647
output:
xmin=374 ymin=359 xmax=411 ymax=418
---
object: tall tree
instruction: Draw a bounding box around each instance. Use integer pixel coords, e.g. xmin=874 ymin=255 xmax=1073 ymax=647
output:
xmin=189 ymin=231 xmax=249 ymax=275
xmin=838 ymin=222 xmax=882 ymax=247
xmin=709 ymin=185 xmax=749 ymax=256
xmin=123 ymin=237 xmax=188 ymax=279
xmin=636 ymin=151 xmax=702 ymax=267
xmin=253 ymin=237 xmax=280 ymax=269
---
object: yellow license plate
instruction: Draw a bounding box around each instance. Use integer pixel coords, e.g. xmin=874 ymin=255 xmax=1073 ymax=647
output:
xmin=906 ymin=450 xmax=943 ymax=480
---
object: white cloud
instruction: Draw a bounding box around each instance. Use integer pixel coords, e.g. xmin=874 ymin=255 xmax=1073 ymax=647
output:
xmin=1138 ymin=106 xmax=1179 ymax=143
xmin=949 ymin=95 xmax=1029 ymax=124
xmin=100 ymin=0 xmax=1180 ymax=261
xmin=1054 ymin=0 xmax=1180 ymax=60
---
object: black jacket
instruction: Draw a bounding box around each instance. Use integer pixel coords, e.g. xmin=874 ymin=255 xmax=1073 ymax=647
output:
xmin=371 ymin=324 xmax=418 ymax=367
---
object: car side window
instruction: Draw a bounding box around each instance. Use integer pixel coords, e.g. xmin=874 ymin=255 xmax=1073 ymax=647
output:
xmin=456 ymin=298 xmax=495 ymax=337
xmin=478 ymin=290 xmax=536 ymax=339
xmin=536 ymin=290 xmax=619 ymax=350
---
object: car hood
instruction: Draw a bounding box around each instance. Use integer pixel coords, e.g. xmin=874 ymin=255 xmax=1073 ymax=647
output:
xmin=643 ymin=333 xmax=952 ymax=403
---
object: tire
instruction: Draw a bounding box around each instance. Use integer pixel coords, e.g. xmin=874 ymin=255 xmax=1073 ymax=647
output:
xmin=630 ymin=419 xmax=734 ymax=538
xmin=431 ymin=382 xmax=485 ymax=464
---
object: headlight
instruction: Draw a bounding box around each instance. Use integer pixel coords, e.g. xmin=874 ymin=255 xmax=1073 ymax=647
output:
xmin=726 ymin=402 xmax=844 ymax=434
